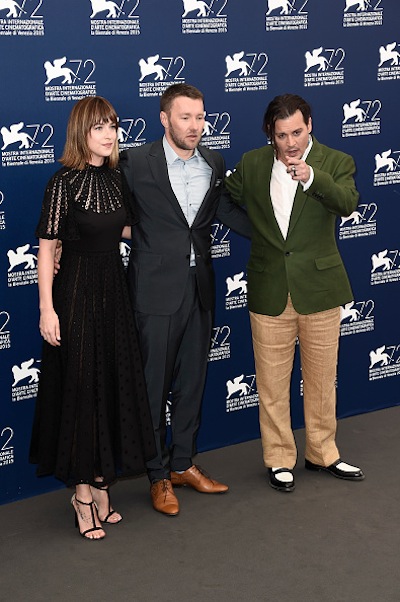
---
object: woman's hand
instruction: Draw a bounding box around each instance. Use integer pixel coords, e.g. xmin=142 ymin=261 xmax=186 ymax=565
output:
xmin=121 ymin=226 xmax=132 ymax=240
xmin=37 ymin=238 xmax=61 ymax=346
xmin=54 ymin=240 xmax=62 ymax=275
xmin=39 ymin=308 xmax=61 ymax=346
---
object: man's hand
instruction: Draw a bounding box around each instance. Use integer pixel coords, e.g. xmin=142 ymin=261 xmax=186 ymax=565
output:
xmin=286 ymin=158 xmax=311 ymax=184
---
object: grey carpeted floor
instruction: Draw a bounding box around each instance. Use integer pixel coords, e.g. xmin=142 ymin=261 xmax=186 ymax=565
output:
xmin=2 ymin=405 xmax=399 ymax=602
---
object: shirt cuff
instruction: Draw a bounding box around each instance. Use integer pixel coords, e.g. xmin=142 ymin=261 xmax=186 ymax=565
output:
xmin=301 ymin=166 xmax=314 ymax=191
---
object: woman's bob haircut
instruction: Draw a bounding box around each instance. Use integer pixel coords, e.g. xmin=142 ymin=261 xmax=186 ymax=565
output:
xmin=60 ymin=96 xmax=119 ymax=170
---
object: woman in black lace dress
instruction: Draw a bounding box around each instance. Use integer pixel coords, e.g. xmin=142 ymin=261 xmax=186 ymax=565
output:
xmin=30 ymin=96 xmax=156 ymax=540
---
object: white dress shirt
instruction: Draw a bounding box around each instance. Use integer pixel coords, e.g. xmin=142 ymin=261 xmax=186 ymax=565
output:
xmin=270 ymin=138 xmax=314 ymax=239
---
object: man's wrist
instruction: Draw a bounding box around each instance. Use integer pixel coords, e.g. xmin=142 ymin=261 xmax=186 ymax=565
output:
xmin=302 ymin=165 xmax=314 ymax=191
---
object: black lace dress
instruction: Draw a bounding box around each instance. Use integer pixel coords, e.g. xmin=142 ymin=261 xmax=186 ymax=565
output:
xmin=29 ymin=164 xmax=156 ymax=486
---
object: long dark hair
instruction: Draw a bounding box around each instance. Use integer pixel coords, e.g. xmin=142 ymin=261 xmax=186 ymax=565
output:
xmin=262 ymin=94 xmax=312 ymax=142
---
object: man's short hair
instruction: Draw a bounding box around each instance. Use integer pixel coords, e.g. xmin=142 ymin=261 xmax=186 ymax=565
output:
xmin=262 ymin=94 xmax=312 ymax=141
xmin=160 ymin=83 xmax=204 ymax=114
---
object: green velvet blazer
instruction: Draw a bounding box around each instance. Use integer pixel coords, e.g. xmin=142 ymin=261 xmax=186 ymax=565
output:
xmin=225 ymin=137 xmax=359 ymax=316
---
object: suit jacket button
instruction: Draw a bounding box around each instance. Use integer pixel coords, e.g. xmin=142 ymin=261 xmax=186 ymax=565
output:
xmin=285 ymin=252 xmax=291 ymax=257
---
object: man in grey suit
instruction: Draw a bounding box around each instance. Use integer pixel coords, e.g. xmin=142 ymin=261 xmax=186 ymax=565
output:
xmin=120 ymin=84 xmax=251 ymax=515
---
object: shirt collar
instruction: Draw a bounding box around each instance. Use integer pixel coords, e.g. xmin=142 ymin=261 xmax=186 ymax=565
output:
xmin=302 ymin=135 xmax=313 ymax=161
xmin=163 ymin=135 xmax=200 ymax=165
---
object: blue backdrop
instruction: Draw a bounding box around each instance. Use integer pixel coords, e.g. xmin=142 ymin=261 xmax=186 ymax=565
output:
xmin=1 ymin=0 xmax=399 ymax=504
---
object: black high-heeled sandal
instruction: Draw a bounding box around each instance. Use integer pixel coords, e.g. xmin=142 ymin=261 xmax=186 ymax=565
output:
xmin=71 ymin=494 xmax=106 ymax=540
xmin=91 ymin=484 xmax=123 ymax=524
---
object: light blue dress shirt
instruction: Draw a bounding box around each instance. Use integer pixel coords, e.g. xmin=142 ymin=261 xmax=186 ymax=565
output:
xmin=163 ymin=136 xmax=212 ymax=265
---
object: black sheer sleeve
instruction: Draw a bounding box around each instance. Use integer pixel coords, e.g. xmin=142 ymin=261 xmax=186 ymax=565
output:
xmin=35 ymin=168 xmax=80 ymax=240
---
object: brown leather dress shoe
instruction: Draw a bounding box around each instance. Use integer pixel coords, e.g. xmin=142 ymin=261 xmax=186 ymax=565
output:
xmin=171 ymin=465 xmax=229 ymax=494
xmin=150 ymin=479 xmax=179 ymax=516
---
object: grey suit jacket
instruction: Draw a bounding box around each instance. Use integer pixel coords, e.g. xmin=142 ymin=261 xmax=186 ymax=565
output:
xmin=120 ymin=139 xmax=251 ymax=315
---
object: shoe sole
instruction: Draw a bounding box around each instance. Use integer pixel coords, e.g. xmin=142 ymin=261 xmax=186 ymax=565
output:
xmin=171 ymin=483 xmax=229 ymax=494
xmin=269 ymin=481 xmax=295 ymax=493
xmin=153 ymin=506 xmax=180 ymax=516
xmin=320 ymin=469 xmax=365 ymax=481
xmin=305 ymin=465 xmax=365 ymax=481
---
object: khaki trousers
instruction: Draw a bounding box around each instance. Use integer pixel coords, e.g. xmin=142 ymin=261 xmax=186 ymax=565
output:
xmin=250 ymin=296 xmax=341 ymax=469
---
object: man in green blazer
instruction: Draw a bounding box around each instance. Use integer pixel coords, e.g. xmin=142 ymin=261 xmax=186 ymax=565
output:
xmin=225 ymin=94 xmax=364 ymax=492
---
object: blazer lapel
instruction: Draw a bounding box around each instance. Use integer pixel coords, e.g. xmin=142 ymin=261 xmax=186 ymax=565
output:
xmin=147 ymin=139 xmax=187 ymax=223
xmin=287 ymin=185 xmax=307 ymax=236
xmin=261 ymin=147 xmax=286 ymax=243
xmin=197 ymin=144 xmax=217 ymax=187
xmin=196 ymin=145 xmax=217 ymax=204
xmin=181 ymin=144 xmax=220 ymax=226
xmin=287 ymin=137 xmax=323 ymax=237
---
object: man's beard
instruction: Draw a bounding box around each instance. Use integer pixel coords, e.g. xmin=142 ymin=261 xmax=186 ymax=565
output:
xmin=169 ymin=126 xmax=200 ymax=151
